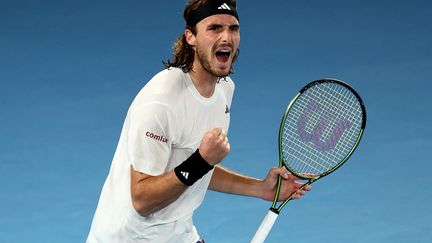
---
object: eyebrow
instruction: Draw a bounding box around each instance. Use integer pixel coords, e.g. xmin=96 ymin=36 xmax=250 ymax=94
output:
xmin=206 ymin=23 xmax=240 ymax=29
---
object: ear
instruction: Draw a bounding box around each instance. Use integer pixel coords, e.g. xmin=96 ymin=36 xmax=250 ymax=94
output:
xmin=185 ymin=29 xmax=196 ymax=46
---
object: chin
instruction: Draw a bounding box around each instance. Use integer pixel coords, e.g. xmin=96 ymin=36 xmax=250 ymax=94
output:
xmin=214 ymin=65 xmax=232 ymax=77
xmin=215 ymin=70 xmax=231 ymax=78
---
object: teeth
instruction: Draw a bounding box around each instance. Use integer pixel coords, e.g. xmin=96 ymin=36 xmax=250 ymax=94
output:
xmin=216 ymin=50 xmax=231 ymax=55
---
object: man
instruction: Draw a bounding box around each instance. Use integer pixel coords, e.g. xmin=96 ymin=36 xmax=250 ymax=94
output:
xmin=87 ymin=0 xmax=310 ymax=242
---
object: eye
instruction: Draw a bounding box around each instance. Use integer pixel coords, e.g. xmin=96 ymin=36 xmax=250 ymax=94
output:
xmin=230 ymin=25 xmax=240 ymax=32
xmin=208 ymin=24 xmax=223 ymax=31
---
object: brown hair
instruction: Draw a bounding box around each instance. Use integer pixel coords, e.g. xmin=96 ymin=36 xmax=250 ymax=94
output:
xmin=163 ymin=0 xmax=239 ymax=74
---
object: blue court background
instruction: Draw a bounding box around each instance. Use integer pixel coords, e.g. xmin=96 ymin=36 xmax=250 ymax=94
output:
xmin=1 ymin=0 xmax=431 ymax=242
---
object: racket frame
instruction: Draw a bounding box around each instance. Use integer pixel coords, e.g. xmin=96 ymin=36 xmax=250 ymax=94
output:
xmin=252 ymin=78 xmax=366 ymax=243
xmin=272 ymin=78 xmax=366 ymax=212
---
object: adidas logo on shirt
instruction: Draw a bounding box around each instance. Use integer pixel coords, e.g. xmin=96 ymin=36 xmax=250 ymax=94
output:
xmin=218 ymin=3 xmax=231 ymax=10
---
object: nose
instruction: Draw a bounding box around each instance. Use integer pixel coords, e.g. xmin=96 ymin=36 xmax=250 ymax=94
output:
xmin=220 ymin=26 xmax=233 ymax=43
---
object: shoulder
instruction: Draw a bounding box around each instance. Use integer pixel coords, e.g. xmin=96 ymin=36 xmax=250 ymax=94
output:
xmin=147 ymin=67 xmax=186 ymax=93
xmin=130 ymin=68 xmax=187 ymax=108
xmin=219 ymin=76 xmax=235 ymax=88
xmin=217 ymin=76 xmax=235 ymax=98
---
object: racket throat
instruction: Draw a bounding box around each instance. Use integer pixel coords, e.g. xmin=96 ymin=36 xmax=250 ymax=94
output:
xmin=269 ymin=207 xmax=280 ymax=215
xmin=271 ymin=175 xmax=284 ymax=209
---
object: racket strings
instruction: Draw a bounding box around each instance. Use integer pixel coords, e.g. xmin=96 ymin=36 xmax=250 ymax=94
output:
xmin=281 ymin=82 xmax=364 ymax=176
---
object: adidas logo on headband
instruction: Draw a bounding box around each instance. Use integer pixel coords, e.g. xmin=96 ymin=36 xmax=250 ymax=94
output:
xmin=218 ymin=3 xmax=231 ymax=10
xmin=185 ymin=0 xmax=239 ymax=27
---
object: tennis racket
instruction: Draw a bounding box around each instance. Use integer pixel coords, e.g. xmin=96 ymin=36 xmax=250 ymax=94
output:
xmin=251 ymin=78 xmax=366 ymax=243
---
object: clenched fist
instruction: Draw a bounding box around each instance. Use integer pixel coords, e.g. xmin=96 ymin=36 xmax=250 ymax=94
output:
xmin=198 ymin=127 xmax=230 ymax=166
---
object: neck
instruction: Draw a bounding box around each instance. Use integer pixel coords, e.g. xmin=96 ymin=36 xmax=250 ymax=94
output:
xmin=189 ymin=62 xmax=219 ymax=98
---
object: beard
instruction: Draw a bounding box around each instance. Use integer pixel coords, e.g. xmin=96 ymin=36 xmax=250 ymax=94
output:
xmin=194 ymin=43 xmax=234 ymax=78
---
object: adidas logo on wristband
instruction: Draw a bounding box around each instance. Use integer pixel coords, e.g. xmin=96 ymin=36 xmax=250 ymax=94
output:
xmin=180 ymin=171 xmax=189 ymax=180
xmin=174 ymin=149 xmax=214 ymax=186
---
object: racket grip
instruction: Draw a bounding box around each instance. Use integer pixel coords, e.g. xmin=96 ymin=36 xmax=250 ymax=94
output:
xmin=250 ymin=209 xmax=279 ymax=243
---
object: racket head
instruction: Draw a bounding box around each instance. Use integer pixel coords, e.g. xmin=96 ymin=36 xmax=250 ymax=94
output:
xmin=278 ymin=79 xmax=366 ymax=181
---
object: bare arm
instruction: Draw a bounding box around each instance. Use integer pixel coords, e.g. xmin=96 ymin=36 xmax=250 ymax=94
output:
xmin=209 ymin=166 xmax=262 ymax=197
xmin=131 ymin=127 xmax=230 ymax=217
xmin=209 ymin=166 xmax=311 ymax=201
xmin=130 ymin=167 xmax=186 ymax=217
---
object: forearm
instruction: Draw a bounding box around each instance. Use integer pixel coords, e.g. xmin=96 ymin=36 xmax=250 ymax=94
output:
xmin=131 ymin=127 xmax=230 ymax=216
xmin=209 ymin=165 xmax=264 ymax=199
xmin=130 ymin=166 xmax=186 ymax=217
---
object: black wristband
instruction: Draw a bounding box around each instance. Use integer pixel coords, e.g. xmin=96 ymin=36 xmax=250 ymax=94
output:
xmin=174 ymin=149 xmax=214 ymax=186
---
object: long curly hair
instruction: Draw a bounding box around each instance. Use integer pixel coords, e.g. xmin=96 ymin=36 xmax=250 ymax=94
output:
xmin=163 ymin=0 xmax=239 ymax=75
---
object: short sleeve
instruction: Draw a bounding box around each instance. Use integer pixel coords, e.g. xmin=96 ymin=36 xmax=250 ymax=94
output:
xmin=127 ymin=102 xmax=176 ymax=176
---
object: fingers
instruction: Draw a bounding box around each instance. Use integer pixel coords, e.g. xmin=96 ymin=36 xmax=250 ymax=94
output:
xmin=270 ymin=166 xmax=312 ymax=200
xmin=290 ymin=182 xmax=312 ymax=199
xmin=211 ymin=127 xmax=229 ymax=147
xmin=271 ymin=167 xmax=303 ymax=181
xmin=199 ymin=127 xmax=230 ymax=165
xmin=271 ymin=167 xmax=289 ymax=179
xmin=291 ymin=184 xmax=311 ymax=199
xmin=214 ymin=128 xmax=229 ymax=150
xmin=302 ymin=184 xmax=312 ymax=191
xmin=272 ymin=167 xmax=313 ymax=189
xmin=212 ymin=126 xmax=223 ymax=136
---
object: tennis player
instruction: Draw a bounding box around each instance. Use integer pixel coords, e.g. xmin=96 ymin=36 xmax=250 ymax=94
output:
xmin=87 ymin=0 xmax=310 ymax=242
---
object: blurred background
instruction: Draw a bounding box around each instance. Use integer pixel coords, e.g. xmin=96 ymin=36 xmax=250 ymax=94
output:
xmin=1 ymin=0 xmax=431 ymax=242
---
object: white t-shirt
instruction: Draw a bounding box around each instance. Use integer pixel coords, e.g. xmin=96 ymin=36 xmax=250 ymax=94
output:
xmin=87 ymin=68 xmax=235 ymax=243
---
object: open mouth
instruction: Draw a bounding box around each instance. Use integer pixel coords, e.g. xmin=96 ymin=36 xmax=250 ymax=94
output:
xmin=215 ymin=49 xmax=231 ymax=63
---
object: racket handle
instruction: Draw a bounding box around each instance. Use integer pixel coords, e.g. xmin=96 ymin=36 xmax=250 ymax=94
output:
xmin=251 ymin=209 xmax=279 ymax=243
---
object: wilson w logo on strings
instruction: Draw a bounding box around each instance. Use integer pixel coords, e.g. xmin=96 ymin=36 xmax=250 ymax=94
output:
xmin=297 ymin=101 xmax=352 ymax=151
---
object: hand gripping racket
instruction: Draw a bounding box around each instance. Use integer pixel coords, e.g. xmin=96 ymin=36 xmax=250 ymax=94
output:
xmin=251 ymin=78 xmax=366 ymax=243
